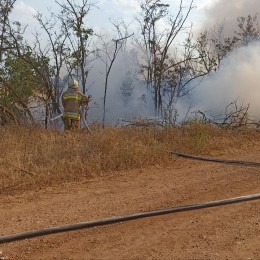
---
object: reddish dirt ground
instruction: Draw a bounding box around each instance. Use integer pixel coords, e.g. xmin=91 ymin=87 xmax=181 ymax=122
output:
xmin=0 ymin=148 xmax=260 ymax=260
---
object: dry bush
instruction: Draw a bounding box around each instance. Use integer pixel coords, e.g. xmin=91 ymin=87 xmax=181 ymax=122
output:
xmin=1 ymin=123 xmax=260 ymax=195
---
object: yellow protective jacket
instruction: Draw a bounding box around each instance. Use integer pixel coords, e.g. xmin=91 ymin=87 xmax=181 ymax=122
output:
xmin=62 ymin=88 xmax=89 ymax=120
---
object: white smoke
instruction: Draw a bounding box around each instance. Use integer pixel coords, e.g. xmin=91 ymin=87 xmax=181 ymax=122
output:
xmin=192 ymin=42 xmax=260 ymax=120
xmin=86 ymin=48 xmax=155 ymax=125
xmin=189 ymin=0 xmax=260 ymax=122
xmin=200 ymin=0 xmax=260 ymax=35
xmin=68 ymin=0 xmax=260 ymax=125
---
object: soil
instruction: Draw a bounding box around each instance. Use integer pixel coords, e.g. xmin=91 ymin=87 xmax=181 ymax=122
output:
xmin=0 ymin=148 xmax=260 ymax=260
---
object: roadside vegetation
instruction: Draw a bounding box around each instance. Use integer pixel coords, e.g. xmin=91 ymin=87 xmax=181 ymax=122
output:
xmin=1 ymin=122 xmax=260 ymax=195
xmin=1 ymin=1 xmax=260 ymax=196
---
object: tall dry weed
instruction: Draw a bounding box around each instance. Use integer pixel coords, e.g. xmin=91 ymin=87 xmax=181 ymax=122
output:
xmin=1 ymin=123 xmax=260 ymax=194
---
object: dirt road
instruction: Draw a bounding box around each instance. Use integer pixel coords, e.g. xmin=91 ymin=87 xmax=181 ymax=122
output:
xmin=1 ymin=149 xmax=260 ymax=260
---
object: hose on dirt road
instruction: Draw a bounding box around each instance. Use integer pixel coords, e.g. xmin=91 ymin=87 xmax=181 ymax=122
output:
xmin=170 ymin=152 xmax=260 ymax=167
xmin=0 ymin=193 xmax=259 ymax=244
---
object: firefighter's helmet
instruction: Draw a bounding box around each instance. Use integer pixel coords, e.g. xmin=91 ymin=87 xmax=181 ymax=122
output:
xmin=69 ymin=79 xmax=79 ymax=89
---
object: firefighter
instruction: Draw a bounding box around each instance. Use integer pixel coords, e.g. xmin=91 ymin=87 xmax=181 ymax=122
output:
xmin=61 ymin=79 xmax=91 ymax=131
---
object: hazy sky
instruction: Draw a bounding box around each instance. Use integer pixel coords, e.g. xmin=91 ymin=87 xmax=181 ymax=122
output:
xmin=12 ymin=0 xmax=258 ymax=41
xmin=11 ymin=0 xmax=212 ymax=32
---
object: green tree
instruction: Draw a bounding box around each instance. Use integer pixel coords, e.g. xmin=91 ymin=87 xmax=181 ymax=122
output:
xmin=0 ymin=0 xmax=35 ymax=124
xmin=0 ymin=0 xmax=16 ymax=62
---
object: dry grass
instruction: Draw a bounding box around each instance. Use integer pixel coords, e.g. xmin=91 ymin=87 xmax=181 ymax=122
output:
xmin=1 ymin=123 xmax=260 ymax=195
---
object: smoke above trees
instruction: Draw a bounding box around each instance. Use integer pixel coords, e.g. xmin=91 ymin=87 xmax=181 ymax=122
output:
xmin=188 ymin=0 xmax=260 ymax=124
xmin=192 ymin=42 xmax=260 ymax=120
xmin=200 ymin=0 xmax=260 ymax=35
xmin=1 ymin=0 xmax=260 ymax=127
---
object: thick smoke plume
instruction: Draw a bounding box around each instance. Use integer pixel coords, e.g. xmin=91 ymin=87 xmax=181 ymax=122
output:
xmin=192 ymin=42 xmax=260 ymax=120
xmin=67 ymin=0 xmax=260 ymax=125
xmin=86 ymin=49 xmax=155 ymax=125
xmin=189 ymin=0 xmax=260 ymax=122
xmin=201 ymin=0 xmax=260 ymax=35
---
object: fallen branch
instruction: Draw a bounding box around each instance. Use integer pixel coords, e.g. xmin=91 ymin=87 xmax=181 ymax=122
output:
xmin=119 ymin=118 xmax=164 ymax=128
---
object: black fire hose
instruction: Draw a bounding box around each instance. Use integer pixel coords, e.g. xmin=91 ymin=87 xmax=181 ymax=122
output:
xmin=0 ymin=193 xmax=259 ymax=244
xmin=170 ymin=152 xmax=260 ymax=167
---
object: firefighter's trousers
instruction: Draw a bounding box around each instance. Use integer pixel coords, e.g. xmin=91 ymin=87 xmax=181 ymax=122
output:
xmin=63 ymin=117 xmax=80 ymax=131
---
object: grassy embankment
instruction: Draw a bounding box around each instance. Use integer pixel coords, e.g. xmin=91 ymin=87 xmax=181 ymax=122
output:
xmin=1 ymin=122 xmax=259 ymax=195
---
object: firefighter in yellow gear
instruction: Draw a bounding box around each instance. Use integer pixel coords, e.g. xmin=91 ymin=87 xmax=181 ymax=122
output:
xmin=61 ymin=79 xmax=91 ymax=131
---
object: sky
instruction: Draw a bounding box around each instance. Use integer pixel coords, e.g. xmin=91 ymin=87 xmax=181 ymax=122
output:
xmin=12 ymin=0 xmax=260 ymax=46
xmin=10 ymin=0 xmax=260 ymax=123
xmin=11 ymin=0 xmax=211 ymax=35
xmin=12 ymin=0 xmax=260 ymax=29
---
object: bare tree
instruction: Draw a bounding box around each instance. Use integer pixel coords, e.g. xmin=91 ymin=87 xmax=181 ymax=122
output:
xmin=196 ymin=26 xmax=239 ymax=74
xmin=235 ymin=14 xmax=260 ymax=46
xmin=35 ymin=12 xmax=70 ymax=109
xmin=135 ymin=0 xmax=195 ymax=116
xmin=196 ymin=14 xmax=260 ymax=74
xmin=96 ymin=20 xmax=133 ymax=127
xmin=56 ymin=0 xmax=95 ymax=95
xmin=120 ymin=70 xmax=135 ymax=105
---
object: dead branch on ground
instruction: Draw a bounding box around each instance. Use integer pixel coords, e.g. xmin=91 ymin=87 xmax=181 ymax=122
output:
xmin=118 ymin=118 xmax=164 ymax=129
xmin=194 ymin=99 xmax=260 ymax=128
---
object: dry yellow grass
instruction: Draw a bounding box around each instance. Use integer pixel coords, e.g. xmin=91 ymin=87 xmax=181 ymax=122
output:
xmin=0 ymin=123 xmax=260 ymax=195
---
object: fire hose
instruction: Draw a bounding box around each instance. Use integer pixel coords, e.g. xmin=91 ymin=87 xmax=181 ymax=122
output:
xmin=1 ymin=148 xmax=260 ymax=244
xmin=50 ymin=106 xmax=92 ymax=134
xmin=0 ymin=193 xmax=259 ymax=244
xmin=170 ymin=152 xmax=260 ymax=166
